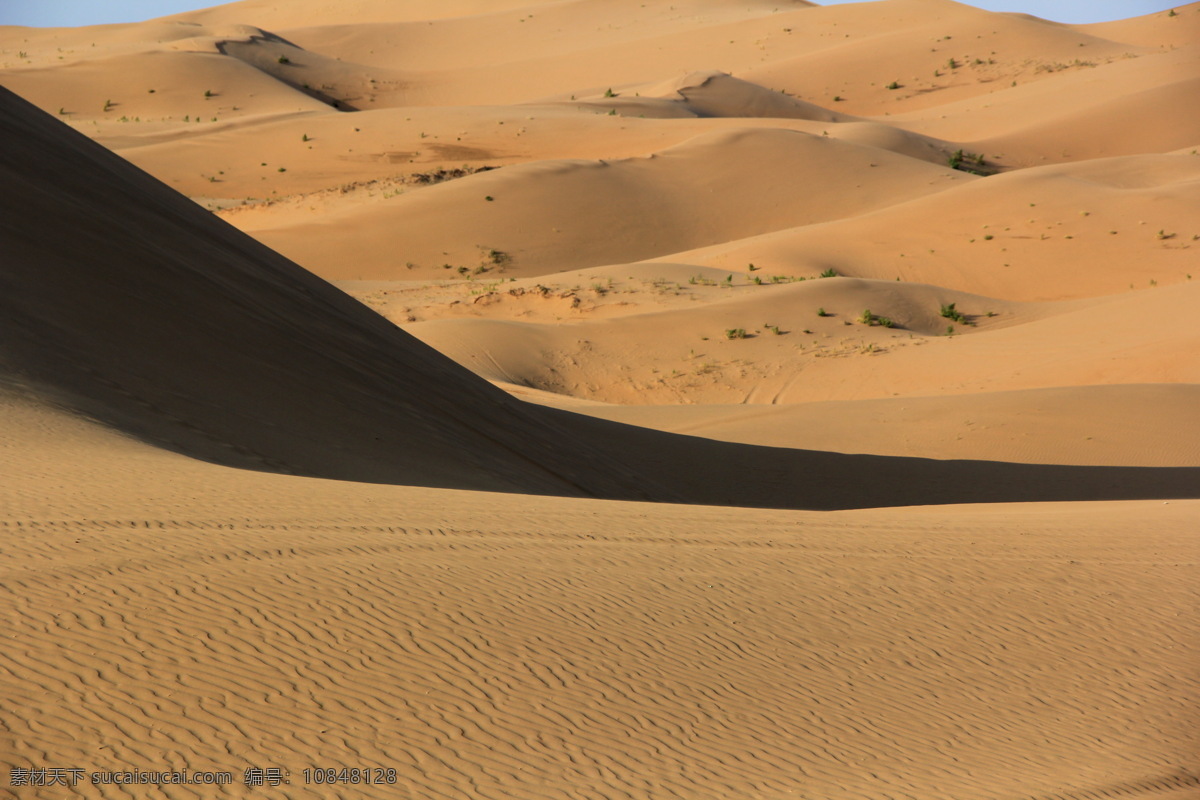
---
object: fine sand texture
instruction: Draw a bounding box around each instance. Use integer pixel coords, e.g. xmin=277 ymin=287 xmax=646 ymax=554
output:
xmin=2 ymin=0 xmax=1199 ymax=798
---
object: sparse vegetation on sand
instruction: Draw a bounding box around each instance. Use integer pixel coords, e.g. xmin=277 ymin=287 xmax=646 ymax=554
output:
xmin=940 ymin=302 xmax=968 ymax=324
xmin=858 ymin=309 xmax=895 ymax=327
xmin=948 ymin=149 xmax=988 ymax=174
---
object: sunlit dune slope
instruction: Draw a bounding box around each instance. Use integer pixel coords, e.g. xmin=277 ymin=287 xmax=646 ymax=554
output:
xmin=566 ymin=384 xmax=1200 ymax=467
xmin=678 ymin=153 xmax=1200 ymax=301
xmin=246 ymin=128 xmax=972 ymax=280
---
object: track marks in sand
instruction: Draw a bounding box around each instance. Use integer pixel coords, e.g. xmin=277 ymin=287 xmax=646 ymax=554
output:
xmin=3 ymin=507 xmax=1196 ymax=799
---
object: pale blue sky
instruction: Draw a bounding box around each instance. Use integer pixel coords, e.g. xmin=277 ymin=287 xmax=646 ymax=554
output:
xmin=0 ymin=0 xmax=1184 ymax=28
xmin=817 ymin=0 xmax=1181 ymax=22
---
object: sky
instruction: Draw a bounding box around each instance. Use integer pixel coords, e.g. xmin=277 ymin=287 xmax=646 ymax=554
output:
xmin=816 ymin=0 xmax=1182 ymax=22
xmin=0 ymin=0 xmax=1186 ymax=27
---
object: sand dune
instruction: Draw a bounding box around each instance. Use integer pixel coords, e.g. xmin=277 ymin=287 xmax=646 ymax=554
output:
xmin=402 ymin=278 xmax=1200 ymax=407
xmin=735 ymin=0 xmax=1180 ymax=115
xmin=3 ymin=48 xmax=330 ymax=132
xmin=245 ymin=127 xmax=973 ymax=280
xmin=892 ymin=45 xmax=1200 ymax=163
xmin=563 ymin=383 xmax=1200 ymax=466
xmin=1074 ymin=2 xmax=1200 ymax=48
xmin=672 ymin=152 xmax=1200 ymax=301
xmin=2 ymin=0 xmax=1198 ymax=798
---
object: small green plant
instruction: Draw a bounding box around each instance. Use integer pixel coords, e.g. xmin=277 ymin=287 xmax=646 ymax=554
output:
xmin=833 ymin=95 xmax=844 ymax=102
xmin=607 ymin=109 xmax=617 ymax=116
xmin=722 ymin=274 xmax=733 ymax=287
xmin=485 ymin=195 xmax=494 ymax=201
xmin=604 ymin=88 xmax=616 ymax=98
xmin=457 ymin=266 xmax=471 ymax=276
xmin=747 ymin=263 xmax=759 ymax=271
xmin=58 ymin=107 xmax=66 ymax=115
xmin=752 ymin=276 xmax=763 ymax=285
xmin=277 ymin=55 xmax=290 ymax=64
xmin=858 ymin=309 xmax=894 ymax=327
xmin=817 ymin=307 xmax=830 ymax=317
xmin=945 ymin=325 xmax=955 ymax=335
xmin=948 ymin=149 xmax=987 ymax=175
xmin=725 ymin=328 xmax=747 ymax=340
xmin=983 ymin=234 xmax=994 ymax=240
xmin=946 ymin=57 xmax=959 ymax=69
xmin=886 ymin=81 xmax=901 ymax=90
xmin=277 ymin=166 xmax=286 ymax=172
xmin=819 ymin=268 xmax=838 ymax=278
xmin=1168 ymin=8 xmax=1177 ymax=15
xmin=940 ymin=302 xmax=967 ymax=324
xmin=302 ymin=133 xmax=310 ymax=141
xmin=767 ymin=325 xmax=782 ymax=335
xmin=204 ymin=90 xmax=213 ymax=98
xmin=103 ymin=99 xmax=113 ymax=112
xmin=1157 ymin=229 xmax=1175 ymax=240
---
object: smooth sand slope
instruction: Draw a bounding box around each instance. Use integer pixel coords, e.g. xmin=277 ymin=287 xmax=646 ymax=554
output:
xmin=2 ymin=0 xmax=1199 ymax=798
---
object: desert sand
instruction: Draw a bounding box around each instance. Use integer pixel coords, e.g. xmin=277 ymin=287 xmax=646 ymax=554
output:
xmin=1 ymin=0 xmax=1198 ymax=798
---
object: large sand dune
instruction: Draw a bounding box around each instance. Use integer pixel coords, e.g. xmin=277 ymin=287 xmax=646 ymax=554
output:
xmin=2 ymin=0 xmax=1198 ymax=797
